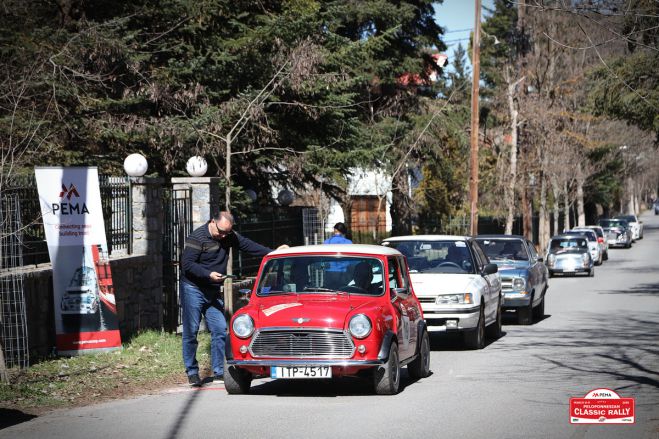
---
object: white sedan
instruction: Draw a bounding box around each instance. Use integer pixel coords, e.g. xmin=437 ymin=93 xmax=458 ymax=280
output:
xmin=382 ymin=235 xmax=502 ymax=350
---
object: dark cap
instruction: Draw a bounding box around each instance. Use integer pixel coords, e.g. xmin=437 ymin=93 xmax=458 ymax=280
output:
xmin=333 ymin=222 xmax=347 ymax=235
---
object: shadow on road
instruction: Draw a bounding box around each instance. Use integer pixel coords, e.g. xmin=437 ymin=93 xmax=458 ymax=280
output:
xmin=164 ymin=384 xmax=203 ymax=439
xmin=0 ymin=408 xmax=36 ymax=430
xmin=598 ymin=282 xmax=659 ymax=297
xmin=247 ymin=371 xmax=424 ymax=397
xmin=491 ymin=314 xmax=659 ymax=390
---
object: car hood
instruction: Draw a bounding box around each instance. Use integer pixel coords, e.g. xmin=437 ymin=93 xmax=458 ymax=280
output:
xmin=548 ymin=248 xmax=587 ymax=256
xmin=409 ymin=273 xmax=481 ymax=296
xmin=253 ymin=294 xmax=381 ymax=329
xmin=489 ymin=260 xmax=530 ymax=275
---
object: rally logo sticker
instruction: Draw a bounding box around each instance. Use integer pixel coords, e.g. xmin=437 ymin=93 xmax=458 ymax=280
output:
xmin=570 ymin=388 xmax=635 ymax=424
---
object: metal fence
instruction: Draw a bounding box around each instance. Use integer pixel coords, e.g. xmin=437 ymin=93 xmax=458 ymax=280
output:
xmin=1 ymin=174 xmax=131 ymax=266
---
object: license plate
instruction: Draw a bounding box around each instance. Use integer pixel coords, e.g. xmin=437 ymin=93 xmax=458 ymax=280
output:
xmin=270 ymin=366 xmax=332 ymax=379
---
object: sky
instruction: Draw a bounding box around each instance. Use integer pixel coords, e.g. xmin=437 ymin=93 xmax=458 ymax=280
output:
xmin=434 ymin=0 xmax=495 ymax=73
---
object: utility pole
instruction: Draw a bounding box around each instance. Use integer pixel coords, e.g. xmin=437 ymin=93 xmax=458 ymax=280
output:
xmin=469 ymin=0 xmax=482 ymax=236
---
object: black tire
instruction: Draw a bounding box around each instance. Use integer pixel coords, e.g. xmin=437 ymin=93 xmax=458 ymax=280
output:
xmin=464 ymin=305 xmax=485 ymax=349
xmin=517 ymin=298 xmax=533 ymax=325
xmin=588 ymin=268 xmax=594 ymax=277
xmin=603 ymin=250 xmax=608 ymax=261
xmin=374 ymin=341 xmax=401 ymax=395
xmin=408 ymin=331 xmax=430 ymax=379
xmin=548 ymin=271 xmax=554 ymax=278
xmin=532 ymin=294 xmax=545 ymax=320
xmin=224 ymin=364 xmax=252 ymax=394
xmin=485 ymin=299 xmax=502 ymax=340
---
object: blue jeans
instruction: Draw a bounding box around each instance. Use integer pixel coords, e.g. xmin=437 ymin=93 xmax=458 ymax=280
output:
xmin=181 ymin=281 xmax=226 ymax=377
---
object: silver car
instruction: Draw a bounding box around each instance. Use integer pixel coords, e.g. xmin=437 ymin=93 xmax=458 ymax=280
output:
xmin=614 ymin=215 xmax=643 ymax=240
xmin=598 ymin=218 xmax=633 ymax=248
xmin=545 ymin=235 xmax=594 ymax=277
xmin=567 ymin=229 xmax=602 ymax=265
xmin=580 ymin=225 xmax=609 ymax=262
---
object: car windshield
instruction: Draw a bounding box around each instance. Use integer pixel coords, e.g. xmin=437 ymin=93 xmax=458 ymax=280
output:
xmin=549 ymin=238 xmax=588 ymax=251
xmin=585 ymin=227 xmax=603 ymax=238
xmin=383 ymin=240 xmax=476 ymax=274
xmin=475 ymin=239 xmax=528 ymax=261
xmin=599 ymin=219 xmax=628 ymax=228
xmin=256 ymin=256 xmax=384 ymax=297
xmin=615 ymin=215 xmax=636 ymax=223
xmin=565 ymin=230 xmax=596 ymax=241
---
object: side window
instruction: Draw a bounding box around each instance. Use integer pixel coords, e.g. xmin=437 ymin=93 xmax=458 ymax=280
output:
xmin=527 ymin=241 xmax=538 ymax=260
xmin=470 ymin=242 xmax=487 ymax=270
xmin=387 ymin=257 xmax=406 ymax=292
xmin=396 ymin=257 xmax=410 ymax=290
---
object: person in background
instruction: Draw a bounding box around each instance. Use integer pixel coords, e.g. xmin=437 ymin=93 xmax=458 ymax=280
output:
xmin=181 ymin=211 xmax=287 ymax=387
xmin=323 ymin=222 xmax=352 ymax=244
xmin=322 ymin=222 xmax=352 ymax=287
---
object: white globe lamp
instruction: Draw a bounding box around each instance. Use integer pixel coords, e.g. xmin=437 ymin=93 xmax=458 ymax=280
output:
xmin=245 ymin=189 xmax=257 ymax=202
xmin=186 ymin=156 xmax=208 ymax=177
xmin=124 ymin=153 xmax=148 ymax=177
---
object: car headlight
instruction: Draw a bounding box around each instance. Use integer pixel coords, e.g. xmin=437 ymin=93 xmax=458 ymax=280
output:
xmin=512 ymin=277 xmax=526 ymax=291
xmin=349 ymin=314 xmax=372 ymax=339
xmin=232 ymin=314 xmax=255 ymax=338
xmin=436 ymin=293 xmax=473 ymax=305
xmin=547 ymin=254 xmax=556 ymax=267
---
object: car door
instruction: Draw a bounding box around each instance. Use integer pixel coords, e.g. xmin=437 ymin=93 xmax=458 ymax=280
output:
xmin=526 ymin=240 xmax=546 ymax=306
xmin=469 ymin=241 xmax=499 ymax=325
xmin=387 ymin=256 xmax=416 ymax=360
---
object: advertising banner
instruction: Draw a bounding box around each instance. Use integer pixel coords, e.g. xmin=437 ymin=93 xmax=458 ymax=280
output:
xmin=570 ymin=388 xmax=635 ymax=424
xmin=35 ymin=167 xmax=121 ymax=355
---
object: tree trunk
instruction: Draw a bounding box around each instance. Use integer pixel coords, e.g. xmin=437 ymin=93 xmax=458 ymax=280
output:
xmin=563 ymin=182 xmax=570 ymax=231
xmin=390 ymin=171 xmax=411 ymax=235
xmin=552 ymin=181 xmax=560 ymax=236
xmin=539 ymin=172 xmax=549 ymax=254
xmin=522 ymin=180 xmax=532 ymax=241
xmin=576 ymin=164 xmax=585 ymax=227
xmin=504 ymin=74 xmax=519 ymax=235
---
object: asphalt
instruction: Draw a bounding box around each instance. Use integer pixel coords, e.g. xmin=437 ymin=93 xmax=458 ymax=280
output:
xmin=2 ymin=212 xmax=658 ymax=439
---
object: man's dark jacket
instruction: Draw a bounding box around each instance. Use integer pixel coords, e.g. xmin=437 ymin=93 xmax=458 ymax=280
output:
xmin=181 ymin=222 xmax=272 ymax=290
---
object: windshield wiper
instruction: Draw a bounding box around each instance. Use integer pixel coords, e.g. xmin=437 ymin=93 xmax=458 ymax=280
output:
xmin=303 ymin=286 xmax=343 ymax=294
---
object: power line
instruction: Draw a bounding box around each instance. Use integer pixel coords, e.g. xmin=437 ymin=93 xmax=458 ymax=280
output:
xmin=444 ymin=27 xmax=474 ymax=33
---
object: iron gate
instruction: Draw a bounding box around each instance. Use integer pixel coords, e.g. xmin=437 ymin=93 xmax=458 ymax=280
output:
xmin=162 ymin=188 xmax=192 ymax=332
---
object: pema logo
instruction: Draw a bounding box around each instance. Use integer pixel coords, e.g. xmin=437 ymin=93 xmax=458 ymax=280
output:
xmin=52 ymin=182 xmax=89 ymax=215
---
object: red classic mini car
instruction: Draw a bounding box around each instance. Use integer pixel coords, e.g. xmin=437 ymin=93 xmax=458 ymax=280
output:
xmin=225 ymin=244 xmax=430 ymax=395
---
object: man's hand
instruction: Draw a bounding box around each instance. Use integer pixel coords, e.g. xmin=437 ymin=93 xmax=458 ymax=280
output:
xmin=276 ymin=244 xmax=290 ymax=250
xmin=209 ymin=272 xmax=225 ymax=283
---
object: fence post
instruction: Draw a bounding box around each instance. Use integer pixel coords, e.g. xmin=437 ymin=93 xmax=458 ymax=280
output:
xmin=171 ymin=177 xmax=221 ymax=229
xmin=130 ymin=177 xmax=165 ymax=256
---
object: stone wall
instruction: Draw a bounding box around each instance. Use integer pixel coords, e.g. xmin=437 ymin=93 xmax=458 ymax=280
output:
xmin=6 ymin=253 xmax=163 ymax=359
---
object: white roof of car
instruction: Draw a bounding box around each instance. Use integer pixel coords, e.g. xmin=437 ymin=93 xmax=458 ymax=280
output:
xmin=382 ymin=235 xmax=470 ymax=242
xmin=268 ymin=244 xmax=401 ymax=257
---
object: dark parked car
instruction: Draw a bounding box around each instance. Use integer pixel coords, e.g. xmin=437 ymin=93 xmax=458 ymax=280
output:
xmin=545 ymin=235 xmax=594 ymax=277
xmin=475 ymin=235 xmax=548 ymax=325
xmin=598 ymin=218 xmax=633 ymax=249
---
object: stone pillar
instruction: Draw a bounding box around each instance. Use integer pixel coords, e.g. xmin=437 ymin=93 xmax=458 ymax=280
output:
xmin=170 ymin=177 xmax=222 ymax=228
xmin=130 ymin=177 xmax=165 ymax=255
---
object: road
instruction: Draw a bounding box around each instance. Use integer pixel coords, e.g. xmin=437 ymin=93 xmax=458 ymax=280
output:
xmin=3 ymin=212 xmax=658 ymax=439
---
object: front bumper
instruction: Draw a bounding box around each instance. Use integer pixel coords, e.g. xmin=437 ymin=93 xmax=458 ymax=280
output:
xmin=422 ymin=305 xmax=480 ymax=332
xmin=502 ymin=292 xmax=531 ymax=308
xmin=227 ymin=359 xmax=383 ymax=367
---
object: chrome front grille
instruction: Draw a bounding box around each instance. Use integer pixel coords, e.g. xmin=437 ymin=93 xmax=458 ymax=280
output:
xmin=500 ymin=277 xmax=513 ymax=292
xmin=249 ymin=328 xmax=355 ymax=358
xmin=418 ymin=297 xmax=436 ymax=304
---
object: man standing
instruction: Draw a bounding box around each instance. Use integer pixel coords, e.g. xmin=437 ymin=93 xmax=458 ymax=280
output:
xmin=181 ymin=211 xmax=281 ymax=386
xmin=322 ymin=222 xmax=352 ymax=287
xmin=323 ymin=222 xmax=352 ymax=244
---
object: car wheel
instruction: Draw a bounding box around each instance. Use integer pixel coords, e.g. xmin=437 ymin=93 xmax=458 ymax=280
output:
xmin=408 ymin=331 xmax=430 ymax=379
xmin=532 ymin=294 xmax=545 ymax=320
xmin=548 ymin=271 xmax=554 ymax=278
xmin=603 ymin=251 xmax=608 ymax=261
xmin=374 ymin=341 xmax=401 ymax=395
xmin=485 ymin=299 xmax=502 ymax=340
xmin=464 ymin=305 xmax=485 ymax=349
xmin=588 ymin=268 xmax=594 ymax=277
xmin=517 ymin=298 xmax=533 ymax=325
xmin=224 ymin=364 xmax=252 ymax=394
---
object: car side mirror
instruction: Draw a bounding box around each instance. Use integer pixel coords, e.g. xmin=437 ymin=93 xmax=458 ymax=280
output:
xmin=391 ymin=287 xmax=409 ymax=301
xmin=482 ymin=263 xmax=498 ymax=275
xmin=238 ymin=288 xmax=251 ymax=302
xmin=537 ymin=256 xmax=543 ymax=262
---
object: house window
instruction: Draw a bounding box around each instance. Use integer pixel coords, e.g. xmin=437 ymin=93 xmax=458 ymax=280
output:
xmin=351 ymin=195 xmax=386 ymax=233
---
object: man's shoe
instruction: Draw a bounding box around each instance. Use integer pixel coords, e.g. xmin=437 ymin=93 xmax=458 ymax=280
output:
xmin=188 ymin=374 xmax=202 ymax=387
xmin=214 ymin=374 xmax=224 ymax=382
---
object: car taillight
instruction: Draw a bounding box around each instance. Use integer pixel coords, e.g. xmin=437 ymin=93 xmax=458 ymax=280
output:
xmin=597 ymin=237 xmax=604 ymax=243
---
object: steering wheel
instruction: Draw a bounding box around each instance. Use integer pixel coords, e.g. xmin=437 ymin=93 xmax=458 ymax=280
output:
xmin=437 ymin=261 xmax=462 ymax=269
